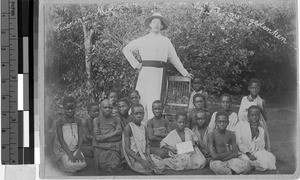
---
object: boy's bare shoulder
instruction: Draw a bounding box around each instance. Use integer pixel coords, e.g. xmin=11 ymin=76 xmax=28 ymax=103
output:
xmin=93 ymin=116 xmax=101 ymax=122
xmin=81 ymin=117 xmax=90 ymax=124
xmin=207 ymin=130 xmax=215 ymax=138
xmin=114 ymin=115 xmax=121 ymax=121
xmin=162 ymin=117 xmax=169 ymax=123
xmin=55 ymin=118 xmax=63 ymax=126
xmin=124 ymin=123 xmax=132 ymax=136
xmin=147 ymin=118 xmax=154 ymax=126
xmin=226 ymin=130 xmax=236 ymax=138
xmin=114 ymin=116 xmax=123 ymax=124
xmin=74 ymin=117 xmax=83 ymax=124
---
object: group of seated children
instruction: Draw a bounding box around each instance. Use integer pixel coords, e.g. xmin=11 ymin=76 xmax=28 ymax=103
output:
xmin=52 ymin=78 xmax=276 ymax=175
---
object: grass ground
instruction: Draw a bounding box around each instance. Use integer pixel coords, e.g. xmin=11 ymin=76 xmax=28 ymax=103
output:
xmin=43 ymin=104 xmax=297 ymax=178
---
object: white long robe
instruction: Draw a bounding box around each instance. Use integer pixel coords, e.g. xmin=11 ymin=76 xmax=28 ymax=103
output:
xmin=237 ymin=95 xmax=270 ymax=151
xmin=235 ymin=121 xmax=276 ymax=171
xmin=123 ymin=33 xmax=189 ymax=122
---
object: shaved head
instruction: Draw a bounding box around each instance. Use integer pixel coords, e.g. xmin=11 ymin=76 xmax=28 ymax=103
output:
xmin=101 ymin=99 xmax=112 ymax=107
xmin=101 ymin=99 xmax=113 ymax=117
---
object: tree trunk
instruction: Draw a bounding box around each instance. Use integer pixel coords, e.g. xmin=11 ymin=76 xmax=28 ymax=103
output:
xmin=81 ymin=19 xmax=95 ymax=103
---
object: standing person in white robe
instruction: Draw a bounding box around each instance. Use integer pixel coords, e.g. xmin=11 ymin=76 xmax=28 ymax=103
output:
xmin=235 ymin=105 xmax=276 ymax=171
xmin=123 ymin=12 xmax=193 ymax=122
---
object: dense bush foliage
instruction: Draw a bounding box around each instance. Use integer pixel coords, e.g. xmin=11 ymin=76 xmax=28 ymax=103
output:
xmin=45 ymin=1 xmax=296 ymax=117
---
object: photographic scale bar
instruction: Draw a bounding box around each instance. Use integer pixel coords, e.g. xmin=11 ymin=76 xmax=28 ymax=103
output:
xmin=1 ymin=0 xmax=34 ymax=165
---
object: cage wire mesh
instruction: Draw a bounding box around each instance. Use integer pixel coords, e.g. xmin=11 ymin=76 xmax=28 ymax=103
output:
xmin=163 ymin=76 xmax=191 ymax=125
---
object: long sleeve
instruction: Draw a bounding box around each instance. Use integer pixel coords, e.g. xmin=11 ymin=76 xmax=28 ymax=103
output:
xmin=123 ymin=39 xmax=141 ymax=69
xmin=167 ymin=39 xmax=189 ymax=76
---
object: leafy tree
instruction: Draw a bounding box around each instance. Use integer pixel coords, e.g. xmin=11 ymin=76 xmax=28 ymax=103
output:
xmin=44 ymin=1 xmax=296 ymax=117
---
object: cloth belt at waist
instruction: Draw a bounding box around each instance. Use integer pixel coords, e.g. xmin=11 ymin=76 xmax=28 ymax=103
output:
xmin=142 ymin=61 xmax=166 ymax=68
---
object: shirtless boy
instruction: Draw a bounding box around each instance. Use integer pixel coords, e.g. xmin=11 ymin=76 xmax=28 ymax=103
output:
xmin=93 ymin=99 xmax=123 ymax=173
xmin=147 ymin=100 xmax=170 ymax=158
xmin=82 ymin=103 xmax=99 ymax=158
xmin=208 ymin=111 xmax=251 ymax=175
xmin=117 ymin=98 xmax=132 ymax=129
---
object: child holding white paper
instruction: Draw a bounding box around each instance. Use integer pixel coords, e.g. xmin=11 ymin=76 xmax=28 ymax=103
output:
xmin=160 ymin=111 xmax=206 ymax=170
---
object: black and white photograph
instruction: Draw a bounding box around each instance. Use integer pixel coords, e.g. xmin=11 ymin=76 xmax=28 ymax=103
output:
xmin=39 ymin=0 xmax=298 ymax=178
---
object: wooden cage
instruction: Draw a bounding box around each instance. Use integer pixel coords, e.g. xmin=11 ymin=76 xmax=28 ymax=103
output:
xmin=163 ymin=76 xmax=191 ymax=118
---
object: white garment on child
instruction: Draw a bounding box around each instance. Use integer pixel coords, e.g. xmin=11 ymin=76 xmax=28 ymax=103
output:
xmin=235 ymin=121 xmax=276 ymax=171
xmin=53 ymin=123 xmax=87 ymax=172
xmin=160 ymin=128 xmax=206 ymax=170
xmin=208 ymin=111 xmax=239 ymax=132
xmin=237 ymin=95 xmax=270 ymax=151
xmin=238 ymin=95 xmax=263 ymax=122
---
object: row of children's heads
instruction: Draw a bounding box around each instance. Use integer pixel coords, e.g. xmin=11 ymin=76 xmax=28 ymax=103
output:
xmin=213 ymin=105 xmax=262 ymax=130
xmin=107 ymin=89 xmax=141 ymax=105
xmin=124 ymin=102 xmax=163 ymax=125
xmin=62 ymin=93 xmax=228 ymax=119
xmin=82 ymin=89 xmax=141 ymax=118
xmin=193 ymin=93 xmax=232 ymax=110
xmin=60 ymin=93 xmax=161 ymax=119
xmin=85 ymin=98 xmax=164 ymax=119
xmin=172 ymin=105 xmax=262 ymax=131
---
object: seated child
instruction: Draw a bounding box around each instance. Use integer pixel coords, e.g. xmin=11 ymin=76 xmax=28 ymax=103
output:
xmin=238 ymin=78 xmax=270 ymax=150
xmin=187 ymin=94 xmax=210 ymax=129
xmin=207 ymin=111 xmax=251 ymax=175
xmin=117 ymin=98 xmax=132 ymax=129
xmin=208 ymin=93 xmax=238 ymax=132
xmin=107 ymin=89 xmax=119 ymax=108
xmin=46 ymin=113 xmax=63 ymax=159
xmin=123 ymin=103 xmax=165 ymax=175
xmin=161 ymin=111 xmax=206 ymax=171
xmin=128 ymin=89 xmax=148 ymax=126
xmin=93 ymin=99 xmax=123 ymax=173
xmin=188 ymin=76 xmax=209 ymax=109
xmin=147 ymin=100 xmax=171 ymax=159
xmin=81 ymin=103 xmax=99 ymax=158
xmin=53 ymin=96 xmax=87 ymax=172
xmin=111 ymin=106 xmax=119 ymax=117
xmin=235 ymin=106 xmax=276 ymax=171
xmin=192 ymin=110 xmax=211 ymax=161
xmin=129 ymin=90 xmax=141 ymax=105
